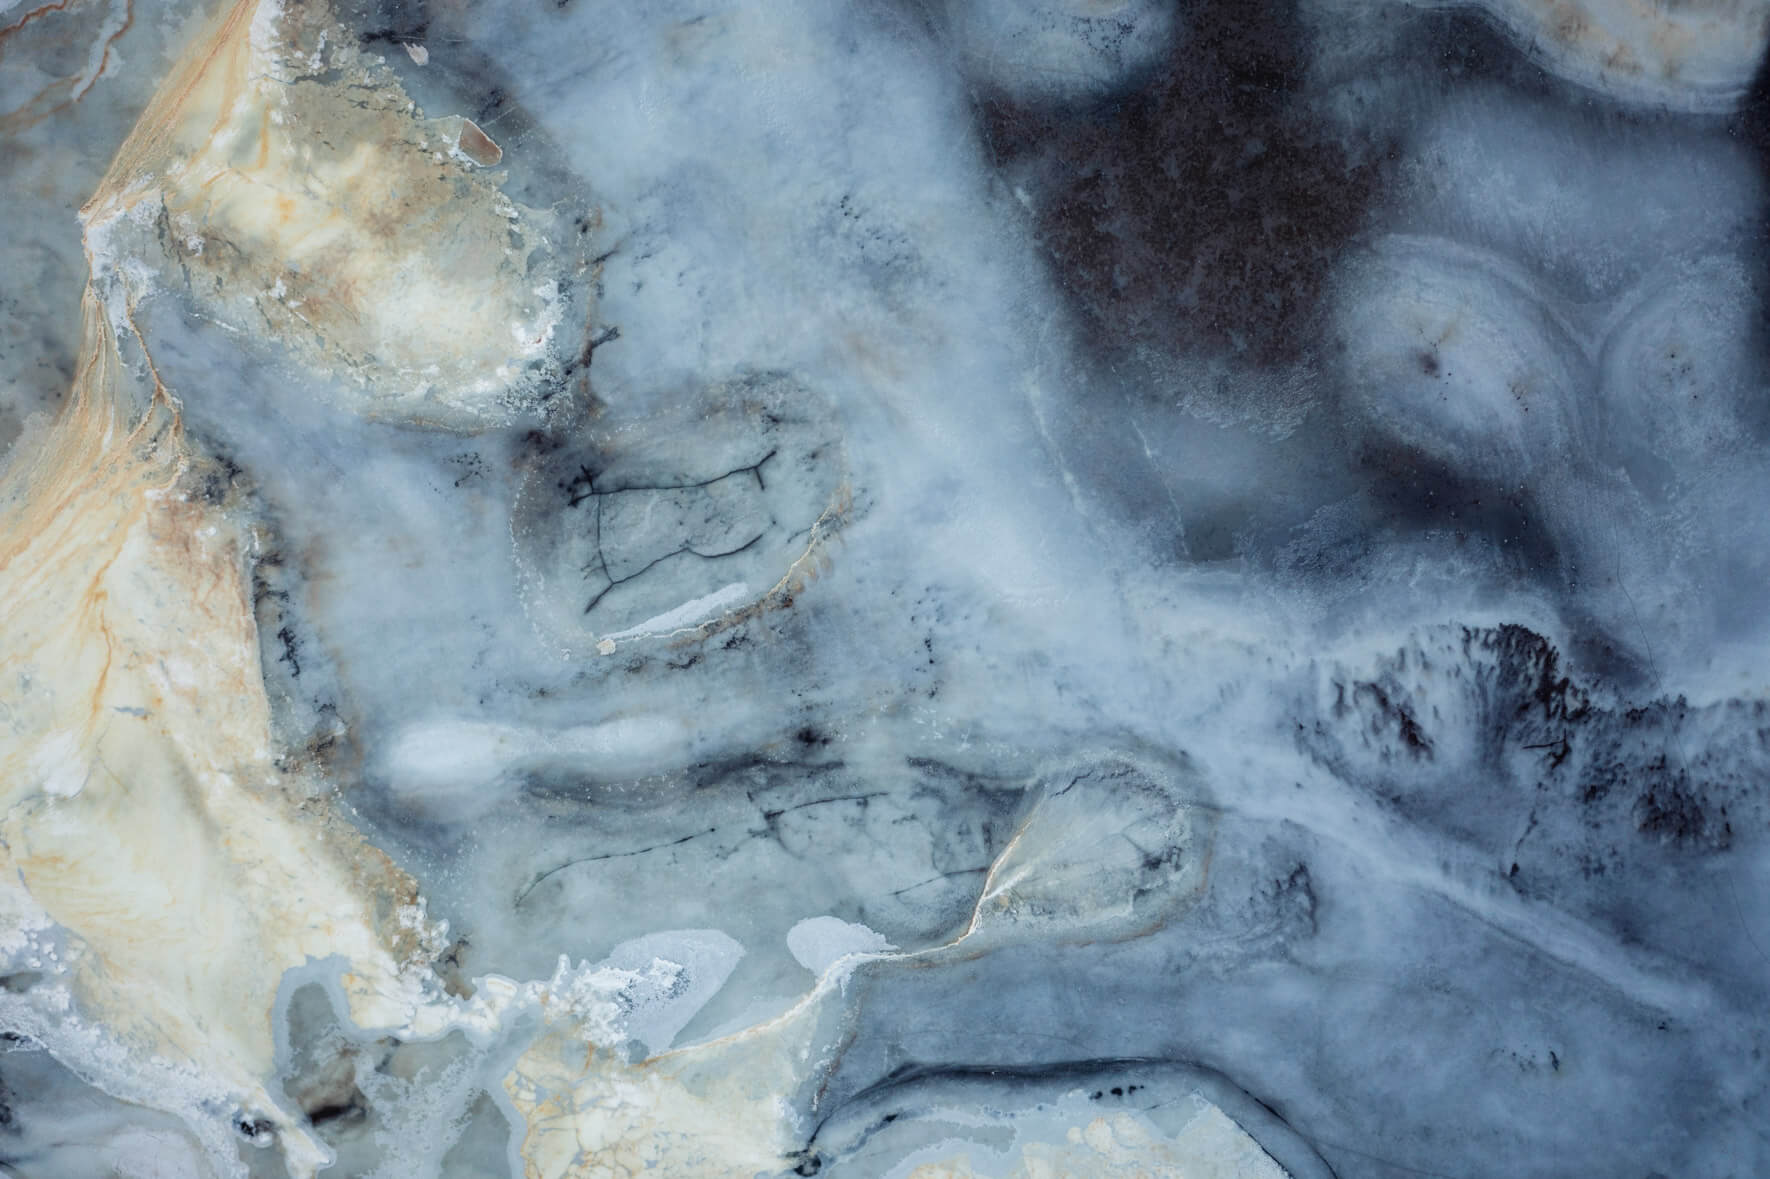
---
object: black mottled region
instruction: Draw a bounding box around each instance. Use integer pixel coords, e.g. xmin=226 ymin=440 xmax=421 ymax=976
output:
xmin=971 ymin=0 xmax=1393 ymax=370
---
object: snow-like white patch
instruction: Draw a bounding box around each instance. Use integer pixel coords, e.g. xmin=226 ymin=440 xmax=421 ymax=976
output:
xmin=787 ymin=916 xmax=896 ymax=977
xmin=601 ymin=581 xmax=751 ymax=641
xmin=31 ymin=731 xmax=88 ymax=799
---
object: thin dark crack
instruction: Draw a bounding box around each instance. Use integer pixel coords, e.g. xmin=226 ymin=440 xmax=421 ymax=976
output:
xmin=568 ymin=450 xmax=776 ymax=502
xmin=761 ymin=791 xmax=888 ymax=822
xmin=581 ymin=532 xmax=766 ymax=615
xmin=516 ymin=788 xmax=883 ymax=905
xmin=889 ymin=866 xmax=989 ymax=898
xmin=590 ymin=494 xmax=606 ymax=579
xmin=1311 ymin=1140 xmax=1468 ymax=1179
xmin=515 ymin=827 xmax=719 ymax=906
xmin=579 ymin=324 xmax=620 ymax=367
xmin=1521 ymin=735 xmax=1571 ymax=769
xmin=563 ymin=450 xmax=780 ymax=617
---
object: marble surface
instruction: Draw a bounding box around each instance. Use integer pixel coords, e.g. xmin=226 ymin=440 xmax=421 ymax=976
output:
xmin=2 ymin=0 xmax=1769 ymax=1176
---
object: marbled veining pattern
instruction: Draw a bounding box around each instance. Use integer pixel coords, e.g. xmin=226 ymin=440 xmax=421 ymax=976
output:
xmin=2 ymin=0 xmax=1769 ymax=1176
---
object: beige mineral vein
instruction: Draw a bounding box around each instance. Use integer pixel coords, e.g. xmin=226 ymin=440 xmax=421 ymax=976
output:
xmin=0 ymin=286 xmax=423 ymax=1175
xmin=0 ymin=0 xmax=538 ymax=1171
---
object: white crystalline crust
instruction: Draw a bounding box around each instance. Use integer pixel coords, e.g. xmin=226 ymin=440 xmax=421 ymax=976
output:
xmin=601 ymin=580 xmax=754 ymax=641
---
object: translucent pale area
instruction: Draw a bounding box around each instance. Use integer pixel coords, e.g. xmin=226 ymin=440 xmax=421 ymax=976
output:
xmin=905 ymin=1106 xmax=1289 ymax=1179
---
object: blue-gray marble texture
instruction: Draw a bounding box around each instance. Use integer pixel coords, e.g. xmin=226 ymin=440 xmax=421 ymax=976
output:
xmin=1 ymin=0 xmax=1768 ymax=1176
